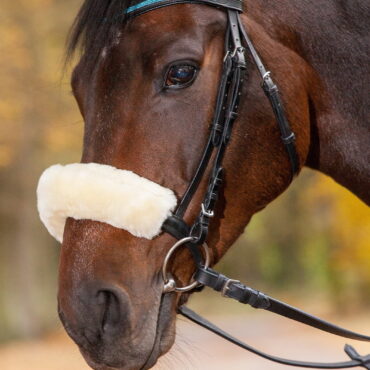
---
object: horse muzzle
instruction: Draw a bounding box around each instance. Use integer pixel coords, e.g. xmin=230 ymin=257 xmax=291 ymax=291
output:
xmin=58 ymin=282 xmax=174 ymax=370
xmin=57 ymin=218 xmax=177 ymax=370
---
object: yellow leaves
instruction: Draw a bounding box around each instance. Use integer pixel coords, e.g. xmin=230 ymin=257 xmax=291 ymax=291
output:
xmin=308 ymin=173 xmax=370 ymax=278
xmin=0 ymin=100 xmax=21 ymax=122
xmin=222 ymin=169 xmax=370 ymax=307
xmin=43 ymin=120 xmax=83 ymax=154
xmin=0 ymin=21 xmax=32 ymax=71
xmin=0 ymin=145 xmax=14 ymax=168
xmin=24 ymin=0 xmax=53 ymax=10
xmin=1 ymin=21 xmax=26 ymax=46
xmin=9 ymin=0 xmax=53 ymax=13
xmin=0 ymin=0 xmax=83 ymax=169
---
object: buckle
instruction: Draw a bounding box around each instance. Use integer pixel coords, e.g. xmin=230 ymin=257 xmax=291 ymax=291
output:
xmin=231 ymin=46 xmax=246 ymax=68
xmin=221 ymin=278 xmax=240 ymax=297
xmin=263 ymin=71 xmax=271 ymax=81
xmin=281 ymin=132 xmax=296 ymax=145
xmin=201 ymin=203 xmax=214 ymax=218
xmin=231 ymin=46 xmax=245 ymax=58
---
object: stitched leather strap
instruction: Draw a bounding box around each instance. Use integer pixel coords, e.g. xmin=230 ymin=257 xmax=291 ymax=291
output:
xmin=172 ymin=9 xmax=299 ymax=231
xmin=237 ymin=13 xmax=299 ymax=176
xmin=195 ymin=267 xmax=370 ymax=342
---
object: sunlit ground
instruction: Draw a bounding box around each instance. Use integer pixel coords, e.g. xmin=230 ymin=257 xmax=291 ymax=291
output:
xmin=1 ymin=295 xmax=369 ymax=370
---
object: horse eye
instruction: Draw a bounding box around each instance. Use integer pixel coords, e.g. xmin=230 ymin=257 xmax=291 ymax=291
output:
xmin=165 ymin=64 xmax=197 ymax=88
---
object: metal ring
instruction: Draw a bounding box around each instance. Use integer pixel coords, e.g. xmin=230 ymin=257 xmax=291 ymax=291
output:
xmin=162 ymin=236 xmax=210 ymax=293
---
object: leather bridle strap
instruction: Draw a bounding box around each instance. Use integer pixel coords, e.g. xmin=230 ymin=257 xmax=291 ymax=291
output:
xmin=176 ymin=267 xmax=370 ymax=369
xmin=194 ymin=267 xmax=370 ymax=342
xmin=179 ymin=306 xmax=370 ymax=369
xmin=163 ymin=6 xmax=299 ymax=244
xmin=162 ymin=8 xmax=247 ymax=253
xmin=169 ymin=9 xmax=245 ymax=221
xmin=237 ymin=12 xmax=300 ymax=176
xmin=127 ymin=0 xmax=300 ymax=254
xmin=236 ymin=12 xmax=299 ymax=175
xmin=165 ymin=7 xmax=246 ymax=262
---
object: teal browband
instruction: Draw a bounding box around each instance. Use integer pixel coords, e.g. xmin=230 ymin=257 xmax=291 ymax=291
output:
xmin=126 ymin=0 xmax=166 ymax=13
xmin=125 ymin=0 xmax=243 ymax=16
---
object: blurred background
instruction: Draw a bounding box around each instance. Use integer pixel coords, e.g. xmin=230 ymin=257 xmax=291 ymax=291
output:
xmin=0 ymin=0 xmax=369 ymax=369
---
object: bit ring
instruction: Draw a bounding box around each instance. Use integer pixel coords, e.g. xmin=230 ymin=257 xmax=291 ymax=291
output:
xmin=162 ymin=236 xmax=210 ymax=293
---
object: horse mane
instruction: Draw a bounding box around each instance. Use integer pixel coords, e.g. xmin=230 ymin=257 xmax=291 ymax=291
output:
xmin=66 ymin=0 xmax=130 ymax=73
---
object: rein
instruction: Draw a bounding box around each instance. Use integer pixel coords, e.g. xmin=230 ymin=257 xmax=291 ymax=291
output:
xmin=126 ymin=0 xmax=370 ymax=368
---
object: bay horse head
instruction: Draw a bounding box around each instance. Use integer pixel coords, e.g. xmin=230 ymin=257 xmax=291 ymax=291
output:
xmin=37 ymin=0 xmax=370 ymax=369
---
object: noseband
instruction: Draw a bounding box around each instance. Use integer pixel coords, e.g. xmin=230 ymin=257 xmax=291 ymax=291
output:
xmin=127 ymin=1 xmax=370 ymax=369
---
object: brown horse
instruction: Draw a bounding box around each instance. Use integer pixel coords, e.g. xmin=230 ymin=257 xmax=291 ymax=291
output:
xmin=55 ymin=0 xmax=369 ymax=369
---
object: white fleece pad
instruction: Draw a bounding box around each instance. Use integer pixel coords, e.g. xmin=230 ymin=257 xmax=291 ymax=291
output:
xmin=37 ymin=163 xmax=177 ymax=242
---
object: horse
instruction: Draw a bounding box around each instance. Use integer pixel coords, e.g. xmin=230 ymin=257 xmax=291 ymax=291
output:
xmin=37 ymin=0 xmax=369 ymax=369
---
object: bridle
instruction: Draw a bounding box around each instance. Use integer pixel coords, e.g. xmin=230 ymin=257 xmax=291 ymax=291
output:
xmin=126 ymin=1 xmax=370 ymax=368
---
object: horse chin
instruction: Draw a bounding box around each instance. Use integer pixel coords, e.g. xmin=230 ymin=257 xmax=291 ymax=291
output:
xmin=80 ymin=344 xmax=166 ymax=370
xmin=76 ymin=293 xmax=177 ymax=370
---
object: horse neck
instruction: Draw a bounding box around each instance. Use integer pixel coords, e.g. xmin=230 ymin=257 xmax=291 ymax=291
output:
xmin=245 ymin=0 xmax=370 ymax=205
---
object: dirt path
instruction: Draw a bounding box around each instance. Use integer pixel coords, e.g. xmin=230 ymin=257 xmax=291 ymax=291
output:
xmin=1 ymin=313 xmax=369 ymax=370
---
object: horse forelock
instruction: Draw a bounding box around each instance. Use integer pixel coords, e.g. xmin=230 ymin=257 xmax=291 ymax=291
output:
xmin=66 ymin=0 xmax=130 ymax=75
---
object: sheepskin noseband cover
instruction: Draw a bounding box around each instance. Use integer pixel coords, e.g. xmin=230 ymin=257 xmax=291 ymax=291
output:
xmin=37 ymin=163 xmax=177 ymax=242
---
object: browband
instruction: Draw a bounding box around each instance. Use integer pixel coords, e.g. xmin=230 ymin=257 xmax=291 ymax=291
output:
xmin=125 ymin=0 xmax=243 ymax=16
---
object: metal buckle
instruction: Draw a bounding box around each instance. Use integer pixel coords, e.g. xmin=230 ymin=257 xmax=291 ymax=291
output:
xmin=262 ymin=71 xmax=271 ymax=81
xmin=281 ymin=132 xmax=296 ymax=145
xmin=201 ymin=203 xmax=214 ymax=218
xmin=221 ymin=278 xmax=240 ymax=297
xmin=162 ymin=236 xmax=210 ymax=293
xmin=231 ymin=46 xmax=245 ymax=59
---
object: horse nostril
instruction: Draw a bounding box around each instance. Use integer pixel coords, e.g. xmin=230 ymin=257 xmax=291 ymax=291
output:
xmin=58 ymin=285 xmax=131 ymax=347
xmin=97 ymin=290 xmax=122 ymax=333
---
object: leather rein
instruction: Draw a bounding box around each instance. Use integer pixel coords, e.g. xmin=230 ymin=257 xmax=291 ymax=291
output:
xmin=126 ymin=1 xmax=370 ymax=368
